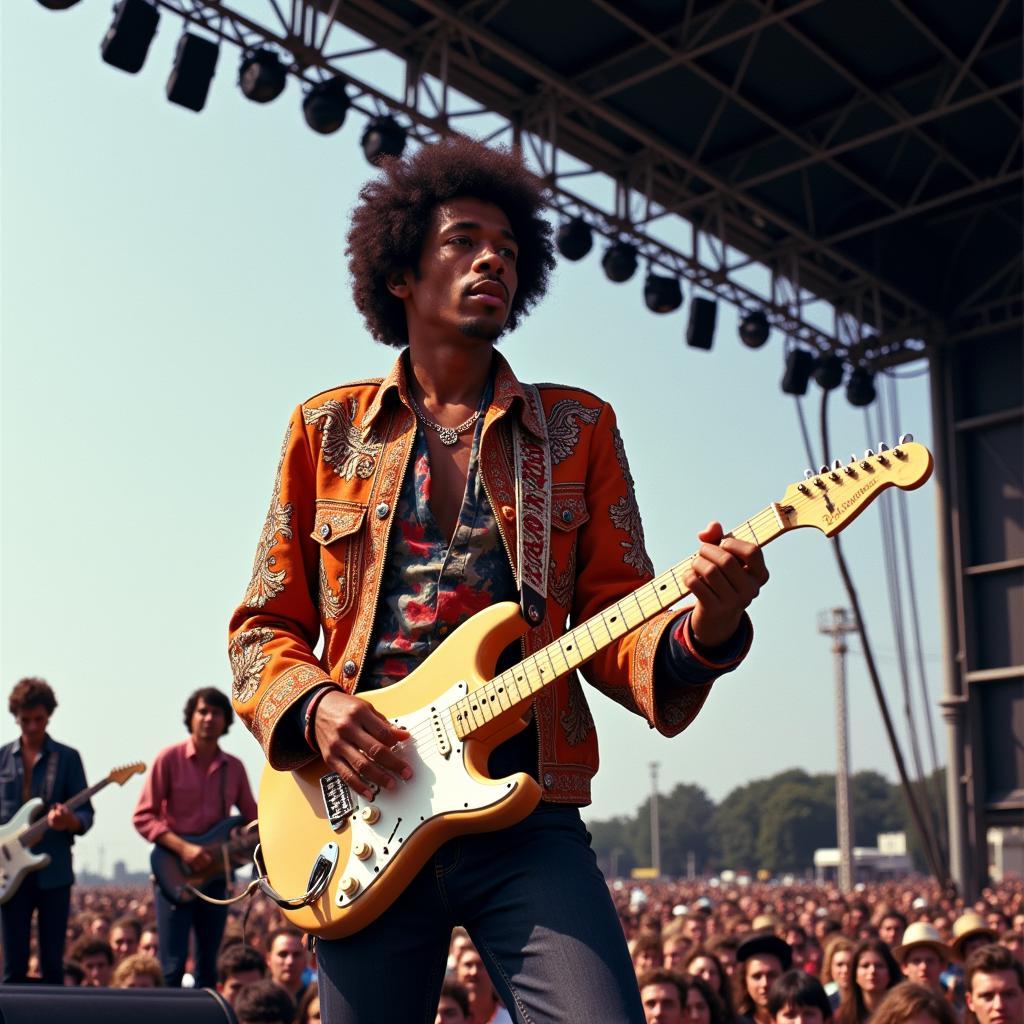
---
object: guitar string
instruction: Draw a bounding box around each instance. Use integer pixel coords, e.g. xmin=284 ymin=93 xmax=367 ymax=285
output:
xmin=373 ymin=454 xmax=914 ymax=754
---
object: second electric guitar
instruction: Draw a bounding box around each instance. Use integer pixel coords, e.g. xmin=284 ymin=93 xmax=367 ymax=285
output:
xmin=257 ymin=438 xmax=933 ymax=938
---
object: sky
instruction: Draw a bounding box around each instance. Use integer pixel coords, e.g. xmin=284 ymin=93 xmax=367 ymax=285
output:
xmin=2 ymin=1 xmax=947 ymax=874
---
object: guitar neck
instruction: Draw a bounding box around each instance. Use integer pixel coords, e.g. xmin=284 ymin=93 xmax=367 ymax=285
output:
xmin=20 ymin=777 xmax=111 ymax=848
xmin=451 ymin=503 xmax=789 ymax=737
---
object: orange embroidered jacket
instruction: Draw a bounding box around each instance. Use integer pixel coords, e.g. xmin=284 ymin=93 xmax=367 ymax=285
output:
xmin=229 ymin=352 xmax=744 ymax=805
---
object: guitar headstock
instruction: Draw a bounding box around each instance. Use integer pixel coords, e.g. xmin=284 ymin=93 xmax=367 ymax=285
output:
xmin=108 ymin=762 xmax=146 ymax=786
xmin=777 ymin=436 xmax=933 ymax=537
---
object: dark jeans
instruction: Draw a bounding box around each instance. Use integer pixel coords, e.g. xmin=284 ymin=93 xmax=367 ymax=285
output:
xmin=153 ymin=877 xmax=228 ymax=988
xmin=0 ymin=873 xmax=71 ymax=984
xmin=317 ymin=803 xmax=644 ymax=1023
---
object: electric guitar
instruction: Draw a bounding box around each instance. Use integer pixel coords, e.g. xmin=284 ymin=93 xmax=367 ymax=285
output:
xmin=256 ymin=438 xmax=933 ymax=938
xmin=0 ymin=761 xmax=145 ymax=904
xmin=150 ymin=815 xmax=259 ymax=905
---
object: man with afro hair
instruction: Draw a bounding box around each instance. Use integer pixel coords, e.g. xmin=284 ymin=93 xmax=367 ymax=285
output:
xmin=229 ymin=135 xmax=768 ymax=1022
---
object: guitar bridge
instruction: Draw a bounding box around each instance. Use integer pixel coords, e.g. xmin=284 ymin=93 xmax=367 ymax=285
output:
xmin=320 ymin=773 xmax=354 ymax=832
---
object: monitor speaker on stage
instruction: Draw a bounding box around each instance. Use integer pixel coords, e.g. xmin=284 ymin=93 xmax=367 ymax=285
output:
xmin=0 ymin=985 xmax=235 ymax=1024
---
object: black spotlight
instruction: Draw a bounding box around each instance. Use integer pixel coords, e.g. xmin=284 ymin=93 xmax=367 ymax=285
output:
xmin=556 ymin=218 xmax=592 ymax=261
xmin=602 ymin=242 xmax=638 ymax=283
xmin=739 ymin=310 xmax=770 ymax=348
xmin=846 ymin=366 xmax=876 ymax=406
xmin=36 ymin=0 xmax=82 ymax=9
xmin=100 ymin=0 xmax=159 ymax=74
xmin=361 ymin=115 xmax=407 ymax=165
xmin=781 ymin=348 xmax=815 ymax=395
xmin=303 ymin=77 xmax=350 ymax=135
xmin=813 ymin=352 xmax=844 ymax=391
xmin=166 ymin=33 xmax=218 ymax=112
xmin=686 ymin=296 xmax=717 ymax=349
xmin=644 ymin=273 xmax=683 ymax=314
xmin=239 ymin=48 xmax=287 ymax=104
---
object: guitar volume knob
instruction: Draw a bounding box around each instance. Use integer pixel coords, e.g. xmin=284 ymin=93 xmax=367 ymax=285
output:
xmin=353 ymin=841 xmax=372 ymax=861
xmin=359 ymin=806 xmax=381 ymax=825
xmin=339 ymin=875 xmax=360 ymax=896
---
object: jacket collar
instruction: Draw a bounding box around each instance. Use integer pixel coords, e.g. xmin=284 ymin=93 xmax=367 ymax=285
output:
xmin=361 ymin=349 xmax=545 ymax=440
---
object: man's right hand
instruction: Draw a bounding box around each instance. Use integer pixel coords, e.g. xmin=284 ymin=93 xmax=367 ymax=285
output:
xmin=314 ymin=690 xmax=412 ymax=800
xmin=181 ymin=842 xmax=213 ymax=872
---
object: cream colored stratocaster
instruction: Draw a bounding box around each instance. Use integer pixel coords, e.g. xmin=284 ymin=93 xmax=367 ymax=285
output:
xmin=257 ymin=437 xmax=932 ymax=938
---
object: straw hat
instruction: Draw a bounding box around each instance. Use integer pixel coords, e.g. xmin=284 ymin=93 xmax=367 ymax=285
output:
xmin=950 ymin=912 xmax=997 ymax=962
xmin=892 ymin=921 xmax=953 ymax=964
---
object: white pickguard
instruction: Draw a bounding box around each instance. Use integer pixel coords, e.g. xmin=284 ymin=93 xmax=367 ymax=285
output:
xmin=332 ymin=680 xmax=518 ymax=908
xmin=0 ymin=799 xmax=51 ymax=904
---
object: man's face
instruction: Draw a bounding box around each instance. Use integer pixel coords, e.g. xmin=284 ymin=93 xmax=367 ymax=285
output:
xmin=191 ymin=698 xmax=227 ymax=744
xmin=747 ymin=956 xmax=783 ymax=1008
xmin=901 ymin=947 xmax=944 ymax=990
xmin=110 ymin=925 xmax=138 ymax=961
xmin=393 ymin=197 xmax=519 ymax=346
xmin=774 ymin=1004 xmax=826 ymax=1024
xmin=966 ymin=969 xmax=1024 ymax=1024
xmin=456 ymin=949 xmax=487 ymax=996
xmin=641 ymin=982 xmax=684 ymax=1024
xmin=435 ymin=995 xmax=469 ymax=1024
xmin=15 ymin=706 xmax=49 ymax=745
xmin=139 ymin=930 xmax=159 ymax=959
xmin=218 ymin=968 xmax=264 ymax=1006
xmin=267 ymin=934 xmax=306 ymax=990
xmin=684 ymin=918 xmax=707 ymax=944
xmin=80 ymin=954 xmax=112 ymax=987
xmin=688 ymin=956 xmax=722 ymax=992
xmin=878 ymin=917 xmax=904 ymax=947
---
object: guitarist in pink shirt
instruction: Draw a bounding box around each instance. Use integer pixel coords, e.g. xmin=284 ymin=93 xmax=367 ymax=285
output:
xmin=132 ymin=686 xmax=258 ymax=987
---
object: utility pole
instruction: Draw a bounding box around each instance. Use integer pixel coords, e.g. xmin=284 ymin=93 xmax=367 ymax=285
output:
xmin=819 ymin=607 xmax=858 ymax=892
xmin=650 ymin=761 xmax=661 ymax=877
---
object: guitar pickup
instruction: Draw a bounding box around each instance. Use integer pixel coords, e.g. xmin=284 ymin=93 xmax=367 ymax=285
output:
xmin=320 ymin=773 xmax=355 ymax=832
xmin=431 ymin=711 xmax=452 ymax=759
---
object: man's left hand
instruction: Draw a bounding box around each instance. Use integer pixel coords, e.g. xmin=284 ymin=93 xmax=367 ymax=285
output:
xmin=685 ymin=520 xmax=769 ymax=649
xmin=46 ymin=803 xmax=80 ymax=832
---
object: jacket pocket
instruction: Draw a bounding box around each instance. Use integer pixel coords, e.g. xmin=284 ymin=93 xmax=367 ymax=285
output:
xmin=549 ymin=484 xmax=588 ymax=612
xmin=311 ymin=500 xmax=367 ymax=621
xmin=551 ymin=483 xmax=589 ymax=532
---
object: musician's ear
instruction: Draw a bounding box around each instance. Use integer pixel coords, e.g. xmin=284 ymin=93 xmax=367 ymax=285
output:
xmin=386 ymin=271 xmax=410 ymax=299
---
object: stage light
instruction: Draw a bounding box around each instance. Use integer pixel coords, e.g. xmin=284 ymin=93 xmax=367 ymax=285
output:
xmin=781 ymin=348 xmax=815 ymax=395
xmin=239 ymin=48 xmax=287 ymax=104
xmin=739 ymin=310 xmax=770 ymax=348
xmin=361 ymin=115 xmax=407 ymax=165
xmin=555 ymin=218 xmax=592 ymax=261
xmin=686 ymin=296 xmax=717 ymax=349
xmin=602 ymin=242 xmax=638 ymax=283
xmin=101 ymin=0 xmax=159 ymax=75
xmin=813 ymin=353 xmax=844 ymax=391
xmin=36 ymin=0 xmax=82 ymax=10
xmin=644 ymin=273 xmax=683 ymax=314
xmin=166 ymin=33 xmax=218 ymax=112
xmin=303 ymin=77 xmax=350 ymax=135
xmin=846 ymin=366 xmax=876 ymax=406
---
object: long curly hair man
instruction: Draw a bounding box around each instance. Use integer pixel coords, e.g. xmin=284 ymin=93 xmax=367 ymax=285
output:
xmin=346 ymin=134 xmax=555 ymax=346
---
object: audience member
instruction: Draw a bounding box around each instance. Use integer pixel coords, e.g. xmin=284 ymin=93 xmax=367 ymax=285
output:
xmin=639 ymin=967 xmax=688 ymax=1024
xmin=266 ymin=927 xmax=309 ymax=1001
xmin=836 ymin=938 xmax=901 ymax=1024
xmin=109 ymin=915 xmax=142 ymax=962
xmin=294 ymin=980 xmax=321 ymax=1024
xmin=767 ymin=970 xmax=832 ymax=1024
xmin=964 ymin=944 xmax=1023 ymax=1024
xmin=734 ymin=933 xmax=791 ymax=1024
xmin=234 ymin=979 xmax=296 ymax=1024
xmin=455 ymin=945 xmax=513 ymax=1024
xmin=436 ymin=979 xmax=473 ymax=1024
xmin=217 ymin=942 xmax=268 ymax=1007
xmin=111 ymin=952 xmax=163 ymax=988
xmin=868 ymin=983 xmax=958 ymax=1024
xmin=893 ymin=922 xmax=951 ymax=994
xmin=69 ymin=936 xmax=114 ymax=987
xmin=820 ymin=936 xmax=854 ymax=1011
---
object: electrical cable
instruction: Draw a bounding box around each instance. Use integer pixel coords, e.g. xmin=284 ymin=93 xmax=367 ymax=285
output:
xmin=800 ymin=391 xmax=951 ymax=888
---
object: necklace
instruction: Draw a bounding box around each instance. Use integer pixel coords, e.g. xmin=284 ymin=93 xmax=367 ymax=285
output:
xmin=409 ymin=394 xmax=481 ymax=446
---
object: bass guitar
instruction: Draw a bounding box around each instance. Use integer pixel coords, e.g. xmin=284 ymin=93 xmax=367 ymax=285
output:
xmin=0 ymin=762 xmax=145 ymax=904
xmin=150 ymin=815 xmax=259 ymax=905
xmin=256 ymin=437 xmax=932 ymax=938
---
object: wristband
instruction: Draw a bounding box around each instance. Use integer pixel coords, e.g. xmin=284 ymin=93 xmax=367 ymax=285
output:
xmin=303 ymin=685 xmax=341 ymax=754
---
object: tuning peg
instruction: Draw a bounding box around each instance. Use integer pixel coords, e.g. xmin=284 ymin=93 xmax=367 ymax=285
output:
xmin=833 ymin=459 xmax=842 ymax=470
xmin=878 ymin=442 xmax=889 ymax=451
xmin=864 ymin=449 xmax=875 ymax=458
xmin=804 ymin=469 xmax=814 ymax=479
xmin=849 ymin=454 xmax=857 ymax=463
xmin=898 ymin=433 xmax=913 ymax=444
xmin=819 ymin=465 xmax=828 ymax=474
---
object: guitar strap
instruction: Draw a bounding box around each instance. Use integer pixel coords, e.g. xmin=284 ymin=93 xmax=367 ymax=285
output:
xmin=513 ymin=384 xmax=551 ymax=629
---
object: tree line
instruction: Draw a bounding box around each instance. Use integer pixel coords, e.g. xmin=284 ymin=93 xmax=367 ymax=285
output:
xmin=585 ymin=767 xmax=946 ymax=877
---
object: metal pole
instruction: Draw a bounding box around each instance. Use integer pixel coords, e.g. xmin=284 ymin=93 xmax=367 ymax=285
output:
xmin=819 ymin=608 xmax=857 ymax=891
xmin=650 ymin=761 xmax=661 ymax=878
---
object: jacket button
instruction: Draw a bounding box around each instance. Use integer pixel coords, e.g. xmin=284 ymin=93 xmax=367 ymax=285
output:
xmin=561 ymin=509 xmax=573 ymax=523
xmin=343 ymin=660 xmax=357 ymax=678
xmin=320 ymin=523 xmax=331 ymax=539
xmin=543 ymin=772 xmax=554 ymax=788
xmin=376 ymin=502 xmax=390 ymax=519
xmin=501 ymin=506 xmax=515 ymax=521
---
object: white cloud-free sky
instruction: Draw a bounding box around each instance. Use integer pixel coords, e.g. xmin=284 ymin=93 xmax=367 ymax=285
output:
xmin=2 ymin=2 xmax=945 ymax=873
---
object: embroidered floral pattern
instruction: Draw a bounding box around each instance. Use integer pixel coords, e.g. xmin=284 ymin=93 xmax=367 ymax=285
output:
xmin=304 ymin=398 xmax=382 ymax=480
xmin=609 ymin=426 xmax=655 ymax=577
xmin=244 ymin=424 xmax=293 ymax=608
xmin=319 ymin=559 xmax=343 ymax=622
xmin=229 ymin=627 xmax=274 ymax=704
xmin=547 ymin=399 xmax=600 ymax=465
xmin=550 ymin=542 xmax=576 ymax=611
xmin=559 ymin=673 xmax=594 ymax=746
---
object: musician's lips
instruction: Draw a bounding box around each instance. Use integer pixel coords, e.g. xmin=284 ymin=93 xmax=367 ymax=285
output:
xmin=465 ymin=280 xmax=507 ymax=308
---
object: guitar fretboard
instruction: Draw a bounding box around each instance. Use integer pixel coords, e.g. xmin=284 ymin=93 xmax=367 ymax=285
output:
xmin=450 ymin=504 xmax=788 ymax=739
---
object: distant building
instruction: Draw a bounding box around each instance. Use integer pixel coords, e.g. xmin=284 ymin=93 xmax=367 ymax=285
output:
xmin=988 ymin=827 xmax=1024 ymax=881
xmin=813 ymin=832 xmax=912 ymax=882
